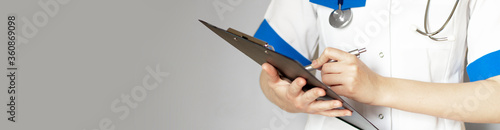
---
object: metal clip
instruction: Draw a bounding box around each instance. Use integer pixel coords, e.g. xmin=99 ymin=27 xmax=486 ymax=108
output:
xmin=265 ymin=43 xmax=274 ymax=51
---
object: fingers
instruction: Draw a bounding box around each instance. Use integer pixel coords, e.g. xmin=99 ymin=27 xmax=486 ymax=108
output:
xmin=300 ymin=88 xmax=351 ymax=117
xmin=262 ymin=63 xmax=280 ymax=83
xmin=307 ymin=99 xmax=352 ymax=117
xmin=321 ymin=73 xmax=348 ymax=86
xmin=319 ymin=61 xmax=352 ymax=86
xmin=288 ymin=77 xmax=307 ymax=97
xmin=320 ymin=62 xmax=348 ymax=74
xmin=312 ymin=47 xmax=355 ymax=68
xmin=262 ymin=62 xmax=353 ymax=117
xmin=301 ymin=87 xmax=326 ymax=103
xmin=321 ymin=73 xmax=353 ymax=96
xmin=315 ymin=109 xmax=352 ymax=117
xmin=307 ymin=100 xmax=342 ymax=112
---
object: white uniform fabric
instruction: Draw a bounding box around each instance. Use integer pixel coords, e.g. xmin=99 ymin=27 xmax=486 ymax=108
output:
xmin=260 ymin=0 xmax=500 ymax=129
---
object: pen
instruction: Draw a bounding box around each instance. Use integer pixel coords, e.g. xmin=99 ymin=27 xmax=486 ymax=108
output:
xmin=304 ymin=48 xmax=366 ymax=71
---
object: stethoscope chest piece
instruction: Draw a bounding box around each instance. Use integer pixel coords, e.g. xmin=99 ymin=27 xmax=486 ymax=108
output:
xmin=329 ymin=8 xmax=353 ymax=28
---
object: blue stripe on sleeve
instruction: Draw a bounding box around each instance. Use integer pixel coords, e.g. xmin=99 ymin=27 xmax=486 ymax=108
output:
xmin=467 ymin=50 xmax=500 ymax=82
xmin=254 ymin=20 xmax=311 ymax=66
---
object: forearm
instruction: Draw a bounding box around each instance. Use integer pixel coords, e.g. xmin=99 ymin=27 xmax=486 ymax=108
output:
xmin=375 ymin=75 xmax=500 ymax=123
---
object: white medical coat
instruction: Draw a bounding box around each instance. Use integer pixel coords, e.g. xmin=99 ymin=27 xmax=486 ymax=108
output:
xmin=256 ymin=0 xmax=500 ymax=129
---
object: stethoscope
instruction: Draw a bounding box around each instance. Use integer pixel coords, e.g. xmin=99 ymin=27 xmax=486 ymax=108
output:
xmin=416 ymin=0 xmax=460 ymax=41
xmin=329 ymin=0 xmax=353 ymax=28
xmin=330 ymin=0 xmax=460 ymax=41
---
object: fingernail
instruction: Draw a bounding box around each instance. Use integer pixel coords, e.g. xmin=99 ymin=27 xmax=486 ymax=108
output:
xmin=311 ymin=60 xmax=317 ymax=66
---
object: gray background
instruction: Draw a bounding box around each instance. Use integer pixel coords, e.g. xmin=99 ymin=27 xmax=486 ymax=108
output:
xmin=0 ymin=0 xmax=498 ymax=130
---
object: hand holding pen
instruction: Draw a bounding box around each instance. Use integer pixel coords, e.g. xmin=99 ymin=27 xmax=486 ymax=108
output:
xmin=305 ymin=48 xmax=366 ymax=71
xmin=308 ymin=47 xmax=384 ymax=105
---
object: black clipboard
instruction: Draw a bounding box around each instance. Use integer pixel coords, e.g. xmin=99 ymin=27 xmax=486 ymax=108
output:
xmin=200 ymin=20 xmax=378 ymax=130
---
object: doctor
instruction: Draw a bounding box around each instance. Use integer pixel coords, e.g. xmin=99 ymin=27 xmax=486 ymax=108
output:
xmin=256 ymin=0 xmax=500 ymax=130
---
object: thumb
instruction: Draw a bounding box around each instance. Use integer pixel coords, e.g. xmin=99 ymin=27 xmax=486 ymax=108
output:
xmin=312 ymin=47 xmax=354 ymax=68
xmin=262 ymin=63 xmax=280 ymax=83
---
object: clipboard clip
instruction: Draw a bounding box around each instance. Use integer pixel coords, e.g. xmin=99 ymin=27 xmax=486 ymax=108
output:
xmin=227 ymin=28 xmax=274 ymax=51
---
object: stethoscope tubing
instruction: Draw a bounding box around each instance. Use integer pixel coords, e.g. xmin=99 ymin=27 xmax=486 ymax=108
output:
xmin=416 ymin=0 xmax=460 ymax=41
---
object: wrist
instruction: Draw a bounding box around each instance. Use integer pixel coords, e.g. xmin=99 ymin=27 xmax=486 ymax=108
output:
xmin=370 ymin=76 xmax=393 ymax=107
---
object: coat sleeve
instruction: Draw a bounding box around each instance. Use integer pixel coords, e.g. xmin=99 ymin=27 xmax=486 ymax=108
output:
xmin=466 ymin=0 xmax=500 ymax=81
xmin=254 ymin=0 xmax=319 ymax=66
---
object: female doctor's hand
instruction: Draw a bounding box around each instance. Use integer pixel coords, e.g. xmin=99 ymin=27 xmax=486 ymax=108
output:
xmin=260 ymin=63 xmax=352 ymax=117
xmin=311 ymin=47 xmax=386 ymax=105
